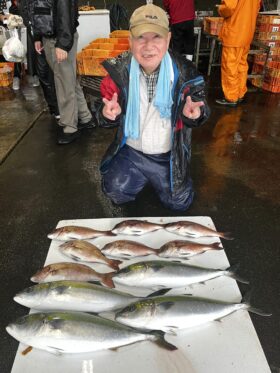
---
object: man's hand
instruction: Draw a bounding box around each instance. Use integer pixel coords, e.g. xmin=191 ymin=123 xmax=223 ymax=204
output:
xmin=102 ymin=92 xmax=122 ymax=120
xmin=34 ymin=41 xmax=44 ymax=54
xmin=183 ymin=96 xmax=204 ymax=120
xmin=56 ymin=47 xmax=68 ymax=63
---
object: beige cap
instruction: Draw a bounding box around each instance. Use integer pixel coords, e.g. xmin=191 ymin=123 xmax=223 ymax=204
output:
xmin=130 ymin=4 xmax=169 ymax=38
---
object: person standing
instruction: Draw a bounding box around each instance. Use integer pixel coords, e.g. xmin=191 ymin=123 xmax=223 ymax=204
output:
xmin=216 ymin=0 xmax=261 ymax=106
xmin=34 ymin=0 xmax=95 ymax=144
xmin=163 ymin=0 xmax=195 ymax=61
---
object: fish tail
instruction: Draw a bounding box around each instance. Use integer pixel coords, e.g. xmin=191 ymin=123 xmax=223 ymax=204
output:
xmin=101 ymin=272 xmax=115 ymax=288
xmin=150 ymin=330 xmax=178 ymax=351
xmin=108 ymin=259 xmax=122 ymax=271
xmin=241 ymin=291 xmax=272 ymax=317
xmin=226 ymin=264 xmax=249 ymax=284
xmin=220 ymin=232 xmax=234 ymax=240
xmin=212 ymin=242 xmax=223 ymax=250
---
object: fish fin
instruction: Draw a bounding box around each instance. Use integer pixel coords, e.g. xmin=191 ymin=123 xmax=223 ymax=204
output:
xmin=108 ymin=259 xmax=122 ymax=271
xmin=214 ymin=318 xmax=223 ymax=323
xmin=147 ymin=288 xmax=172 ymax=297
xmin=101 ymin=272 xmax=115 ymax=288
xmin=226 ymin=264 xmax=249 ymax=284
xmin=109 ymin=347 xmax=119 ymax=352
xmin=106 ymin=231 xmax=117 ymax=236
xmin=165 ymin=327 xmax=179 ymax=335
xmin=241 ymin=291 xmax=272 ymax=316
xmin=21 ymin=346 xmax=33 ymax=356
xmin=212 ymin=242 xmax=223 ymax=250
xmin=220 ymin=232 xmax=234 ymax=240
xmin=150 ymin=330 xmax=177 ymax=351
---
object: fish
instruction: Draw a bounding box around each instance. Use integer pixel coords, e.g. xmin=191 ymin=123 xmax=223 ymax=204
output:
xmin=115 ymin=294 xmax=271 ymax=333
xmin=111 ymin=220 xmax=164 ymax=235
xmin=158 ymin=240 xmax=222 ymax=258
xmin=48 ymin=225 xmax=115 ymax=241
xmin=14 ymin=281 xmax=170 ymax=313
xmin=101 ymin=240 xmax=158 ymax=259
xmin=59 ymin=240 xmax=122 ymax=270
xmin=6 ymin=311 xmax=177 ymax=354
xmin=163 ymin=221 xmax=233 ymax=240
xmin=30 ymin=262 xmax=114 ymax=288
xmin=112 ymin=260 xmax=248 ymax=289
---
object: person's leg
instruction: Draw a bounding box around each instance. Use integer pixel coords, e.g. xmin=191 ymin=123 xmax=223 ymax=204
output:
xmin=237 ymin=45 xmax=250 ymax=100
xmin=102 ymin=146 xmax=148 ymax=204
xmin=170 ymin=23 xmax=184 ymax=55
xmin=218 ymin=46 xmax=244 ymax=104
xmin=182 ymin=20 xmax=195 ymax=58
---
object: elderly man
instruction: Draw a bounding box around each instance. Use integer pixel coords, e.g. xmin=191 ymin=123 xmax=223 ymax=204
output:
xmin=98 ymin=3 xmax=210 ymax=211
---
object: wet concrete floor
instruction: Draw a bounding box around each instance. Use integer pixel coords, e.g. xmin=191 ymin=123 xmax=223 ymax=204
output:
xmin=0 ymin=71 xmax=279 ymax=372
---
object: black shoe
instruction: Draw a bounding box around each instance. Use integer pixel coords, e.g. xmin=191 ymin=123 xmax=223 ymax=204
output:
xmin=78 ymin=116 xmax=97 ymax=130
xmin=57 ymin=131 xmax=80 ymax=145
xmin=215 ymin=98 xmax=238 ymax=107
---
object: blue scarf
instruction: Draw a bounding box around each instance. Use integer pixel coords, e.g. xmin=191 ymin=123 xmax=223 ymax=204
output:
xmin=124 ymin=52 xmax=173 ymax=139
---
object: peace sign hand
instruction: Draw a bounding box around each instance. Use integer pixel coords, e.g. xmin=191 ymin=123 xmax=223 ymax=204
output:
xmin=102 ymin=93 xmax=122 ymax=121
xmin=183 ymin=96 xmax=205 ymax=120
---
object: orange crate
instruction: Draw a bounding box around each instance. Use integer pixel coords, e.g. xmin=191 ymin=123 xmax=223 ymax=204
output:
xmin=90 ymin=49 xmax=113 ymax=58
xmin=110 ymin=30 xmax=130 ymax=38
xmin=203 ymin=17 xmax=223 ymax=35
xmin=257 ymin=15 xmax=280 ymax=25
xmin=0 ymin=62 xmax=14 ymax=87
xmin=256 ymin=23 xmax=280 ymax=33
xmin=82 ymin=57 xmax=107 ymax=77
xmin=262 ymin=81 xmax=280 ymax=92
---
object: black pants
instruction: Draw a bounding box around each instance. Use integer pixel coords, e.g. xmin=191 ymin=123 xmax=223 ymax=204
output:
xmin=26 ymin=30 xmax=59 ymax=115
xmin=170 ymin=20 xmax=195 ymax=56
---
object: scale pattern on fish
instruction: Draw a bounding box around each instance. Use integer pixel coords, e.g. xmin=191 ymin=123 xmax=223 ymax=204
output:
xmin=48 ymin=225 xmax=115 ymax=241
xmin=30 ymin=262 xmax=114 ymax=288
xmin=101 ymin=240 xmax=158 ymax=258
xmin=111 ymin=220 xmax=165 ymax=235
xmin=164 ymin=221 xmax=233 ymax=240
xmin=158 ymin=240 xmax=222 ymax=258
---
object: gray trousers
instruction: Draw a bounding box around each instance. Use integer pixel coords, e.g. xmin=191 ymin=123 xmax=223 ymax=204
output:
xmin=43 ymin=33 xmax=92 ymax=133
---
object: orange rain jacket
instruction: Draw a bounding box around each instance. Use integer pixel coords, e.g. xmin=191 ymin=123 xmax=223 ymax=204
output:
xmin=218 ymin=0 xmax=261 ymax=47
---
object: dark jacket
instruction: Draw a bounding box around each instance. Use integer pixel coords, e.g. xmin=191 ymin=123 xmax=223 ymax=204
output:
xmin=98 ymin=51 xmax=210 ymax=194
xmin=25 ymin=0 xmax=79 ymax=52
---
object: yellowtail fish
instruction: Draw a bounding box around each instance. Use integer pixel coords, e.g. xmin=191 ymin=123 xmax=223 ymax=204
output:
xmin=30 ymin=262 xmax=114 ymax=288
xmin=158 ymin=240 xmax=222 ymax=258
xmin=101 ymin=240 xmax=158 ymax=259
xmin=59 ymin=240 xmax=122 ymax=270
xmin=6 ymin=312 xmax=177 ymax=354
xmin=48 ymin=225 xmax=115 ymax=241
xmin=115 ymin=294 xmax=271 ymax=333
xmin=164 ymin=221 xmax=233 ymax=240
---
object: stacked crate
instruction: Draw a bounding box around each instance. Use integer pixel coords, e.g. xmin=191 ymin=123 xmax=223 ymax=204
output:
xmin=0 ymin=62 xmax=14 ymax=87
xmin=77 ymin=31 xmax=130 ymax=77
xmin=203 ymin=17 xmax=223 ymax=36
xmin=251 ymin=14 xmax=280 ymax=92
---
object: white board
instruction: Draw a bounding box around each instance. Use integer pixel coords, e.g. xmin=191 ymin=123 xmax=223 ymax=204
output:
xmin=10 ymin=217 xmax=271 ymax=373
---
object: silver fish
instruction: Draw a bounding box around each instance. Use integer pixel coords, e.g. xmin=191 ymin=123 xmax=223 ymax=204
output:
xmin=159 ymin=240 xmax=222 ymax=258
xmin=164 ymin=221 xmax=233 ymax=240
xmin=115 ymin=294 xmax=271 ymax=333
xmin=111 ymin=220 xmax=164 ymax=235
xmin=30 ymin=262 xmax=114 ymax=288
xmin=6 ymin=312 xmax=177 ymax=354
xmin=59 ymin=240 xmax=122 ymax=270
xmin=101 ymin=240 xmax=158 ymax=259
xmin=14 ymin=281 xmax=145 ymax=313
xmin=112 ymin=260 xmax=248 ymax=289
xmin=48 ymin=225 xmax=115 ymax=241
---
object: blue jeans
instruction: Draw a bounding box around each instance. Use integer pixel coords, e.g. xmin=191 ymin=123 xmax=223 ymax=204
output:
xmin=101 ymin=145 xmax=194 ymax=211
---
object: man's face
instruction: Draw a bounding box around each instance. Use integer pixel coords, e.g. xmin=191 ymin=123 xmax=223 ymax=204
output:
xmin=129 ymin=32 xmax=171 ymax=74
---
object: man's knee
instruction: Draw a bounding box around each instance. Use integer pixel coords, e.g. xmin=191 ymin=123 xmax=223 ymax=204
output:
xmin=102 ymin=176 xmax=136 ymax=205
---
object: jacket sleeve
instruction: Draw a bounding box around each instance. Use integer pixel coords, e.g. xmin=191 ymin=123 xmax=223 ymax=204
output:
xmin=218 ymin=0 xmax=238 ymax=18
xmin=98 ymin=75 xmax=122 ymax=128
xmin=180 ymin=81 xmax=210 ymax=128
xmin=55 ymin=0 xmax=74 ymax=51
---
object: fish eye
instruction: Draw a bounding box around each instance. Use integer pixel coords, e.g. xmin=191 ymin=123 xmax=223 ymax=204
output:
xmin=25 ymin=286 xmax=35 ymax=294
xmin=16 ymin=316 xmax=27 ymax=325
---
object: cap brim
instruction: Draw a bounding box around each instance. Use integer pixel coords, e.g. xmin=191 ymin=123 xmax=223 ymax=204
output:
xmin=130 ymin=24 xmax=169 ymax=38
